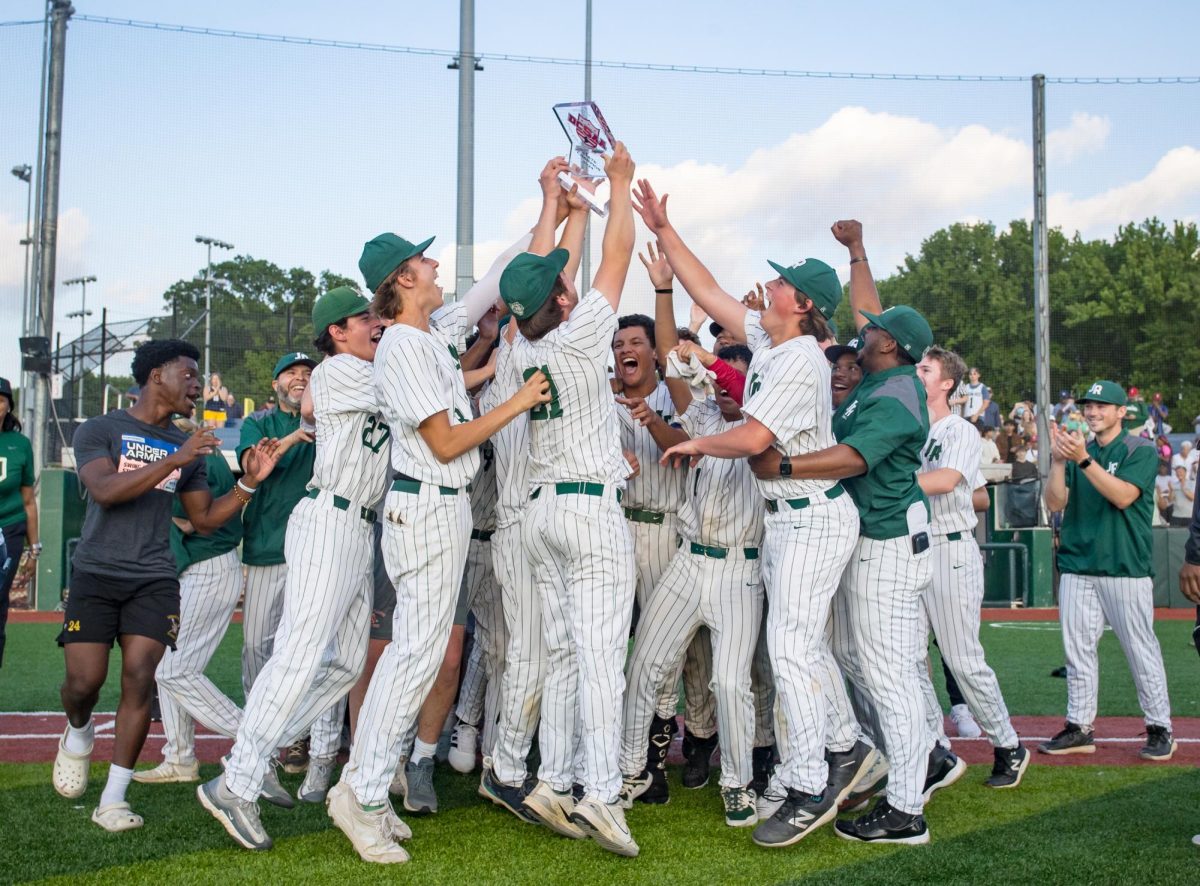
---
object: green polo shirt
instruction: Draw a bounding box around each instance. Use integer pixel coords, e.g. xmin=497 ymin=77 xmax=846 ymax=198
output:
xmin=0 ymin=429 xmax=35 ymax=528
xmin=236 ymin=408 xmax=314 ymax=565
xmin=170 ymin=451 xmax=243 ymax=575
xmin=1057 ymin=430 xmax=1157 ymax=578
xmin=1121 ymin=401 xmax=1144 ymax=432
xmin=832 ymin=365 xmax=930 ymax=540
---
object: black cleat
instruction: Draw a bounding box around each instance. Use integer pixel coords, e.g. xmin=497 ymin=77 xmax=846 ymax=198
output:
xmin=1139 ymin=725 xmax=1177 ymax=761
xmin=682 ymin=731 xmax=719 ymax=789
xmin=646 ymin=714 xmax=678 ymax=772
xmin=1038 ymin=721 xmax=1095 ymax=755
xmin=750 ymin=745 xmax=776 ymax=798
xmin=922 ymin=744 xmax=966 ymax=802
xmin=835 ymin=799 xmax=929 ymax=845
xmin=986 ymin=744 xmax=1030 ymax=789
xmin=479 ymin=769 xmax=538 ymax=823
xmin=825 ymin=740 xmax=879 ymax=807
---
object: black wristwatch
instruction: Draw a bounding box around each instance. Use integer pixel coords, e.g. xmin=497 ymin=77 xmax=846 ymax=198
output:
xmin=779 ymin=455 xmax=793 ymax=477
xmin=1078 ymin=457 xmax=1093 ymax=470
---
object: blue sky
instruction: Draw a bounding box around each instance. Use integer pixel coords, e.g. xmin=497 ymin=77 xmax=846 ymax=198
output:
xmin=1 ymin=0 xmax=1198 ymax=384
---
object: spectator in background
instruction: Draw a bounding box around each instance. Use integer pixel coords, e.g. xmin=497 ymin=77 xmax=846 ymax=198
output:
xmin=1155 ymin=462 xmax=1174 ymax=524
xmin=1149 ymin=392 xmax=1169 ymax=437
xmin=202 ymin=372 xmax=222 ymax=403
xmin=962 ymin=367 xmax=991 ymax=427
xmin=202 ymin=379 xmax=228 ymax=426
xmin=1009 ymin=398 xmax=1035 ymax=425
xmin=1155 ymin=435 xmax=1172 ymax=462
xmin=1169 ymin=465 xmax=1195 ymax=528
xmin=223 ymin=390 xmax=244 ymax=427
xmin=997 ymin=420 xmax=1020 ymax=463
xmin=1052 ymin=390 xmax=1074 ymax=423
xmin=1192 ymin=413 xmax=1200 ymax=436
xmin=1064 ymin=408 xmax=1087 ymax=435
xmin=1171 ymin=440 xmax=1194 ymax=476
xmin=250 ymin=396 xmax=276 ymax=421
xmin=980 ymin=425 xmax=1002 ymax=465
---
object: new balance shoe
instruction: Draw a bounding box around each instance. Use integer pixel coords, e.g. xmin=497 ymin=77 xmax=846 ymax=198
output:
xmin=835 ymin=799 xmax=929 ymax=845
xmin=479 ymin=768 xmax=537 ymax=822
xmin=197 ymin=773 xmax=272 ymax=851
xmin=282 ymin=737 xmax=310 ymax=774
xmin=682 ymin=731 xmax=719 ymax=789
xmin=133 ymin=759 xmax=200 ymax=784
xmin=571 ymin=798 xmax=639 ymax=857
xmin=722 ymin=786 xmax=758 ymax=828
xmin=922 ymin=744 xmax=967 ymax=802
xmin=402 ymin=758 xmax=438 ymax=814
xmin=825 ymin=740 xmax=879 ymax=808
xmin=523 ymin=780 xmax=585 ymax=839
xmin=326 ymin=781 xmax=409 ymax=864
xmin=448 ymin=720 xmax=480 ymax=774
xmin=752 ymin=790 xmax=835 ymax=847
xmin=1038 ymin=722 xmax=1095 ymax=755
xmin=950 ymin=704 xmax=983 ymax=739
xmin=985 ymin=745 xmax=1030 ymax=789
xmin=298 ymin=757 xmax=336 ymax=803
xmin=1140 ymin=725 xmax=1178 ymax=761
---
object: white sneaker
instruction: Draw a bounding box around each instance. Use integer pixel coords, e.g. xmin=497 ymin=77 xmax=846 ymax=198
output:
xmin=523 ymin=781 xmax=585 ymax=839
xmin=327 ymin=781 xmax=410 ymax=864
xmin=447 ymin=721 xmax=479 ymax=774
xmin=950 ymin=704 xmax=982 ymax=738
xmin=298 ymin=757 xmax=336 ymax=803
xmin=570 ymin=797 xmax=639 ymax=857
xmin=133 ymin=759 xmax=201 ymax=784
xmin=755 ymin=775 xmax=787 ymax=821
xmin=388 ymin=757 xmax=408 ymax=797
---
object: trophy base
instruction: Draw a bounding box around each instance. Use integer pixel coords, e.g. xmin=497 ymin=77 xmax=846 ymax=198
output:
xmin=558 ymin=171 xmax=608 ymax=218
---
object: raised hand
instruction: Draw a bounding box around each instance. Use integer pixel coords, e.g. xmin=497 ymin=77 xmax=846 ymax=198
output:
xmin=742 ymin=282 xmax=766 ymax=311
xmin=674 ymin=340 xmax=717 ymax=368
xmin=603 ymin=141 xmax=635 ymax=186
xmin=562 ymin=175 xmax=599 ymax=213
xmin=688 ymin=302 xmax=708 ymax=331
xmin=831 ymin=219 xmax=864 ymax=251
xmin=477 ymin=302 xmax=502 ymax=342
xmin=242 ymin=438 xmax=283 ymax=484
xmin=175 ymin=426 xmax=220 ymax=465
xmin=638 ymin=241 xmax=674 ymax=290
xmin=632 ymin=179 xmax=670 ymax=232
xmin=539 ymin=156 xmax=570 ymax=198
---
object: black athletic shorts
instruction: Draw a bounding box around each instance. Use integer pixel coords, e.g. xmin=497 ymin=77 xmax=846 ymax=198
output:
xmin=57 ymin=570 xmax=181 ymax=649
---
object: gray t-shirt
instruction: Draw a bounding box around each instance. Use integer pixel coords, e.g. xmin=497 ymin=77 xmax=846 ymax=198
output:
xmin=72 ymin=410 xmax=208 ymax=580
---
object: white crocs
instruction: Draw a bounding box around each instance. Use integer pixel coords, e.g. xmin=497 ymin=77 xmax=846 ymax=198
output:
xmin=53 ymin=726 xmax=93 ymax=799
xmin=91 ymin=801 xmax=144 ymax=832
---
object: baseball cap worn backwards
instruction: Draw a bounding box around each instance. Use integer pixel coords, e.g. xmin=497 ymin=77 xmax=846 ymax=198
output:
xmin=766 ymin=258 xmax=841 ymax=320
xmin=273 ymin=351 xmax=317 ymax=379
xmin=1078 ymin=380 xmax=1127 ymax=407
xmin=859 ymin=305 xmax=933 ymax=363
xmin=359 ymin=233 xmax=435 ymax=292
xmin=500 ymin=249 xmax=569 ymax=319
xmin=313 ymin=286 xmax=371 ymax=334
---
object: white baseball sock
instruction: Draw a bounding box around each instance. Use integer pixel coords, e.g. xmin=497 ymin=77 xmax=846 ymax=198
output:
xmin=100 ymin=764 xmax=134 ymax=807
xmin=64 ymin=718 xmax=94 ymax=754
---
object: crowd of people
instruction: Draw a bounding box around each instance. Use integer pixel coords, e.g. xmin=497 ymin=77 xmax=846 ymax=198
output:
xmin=38 ymin=148 xmax=1200 ymax=864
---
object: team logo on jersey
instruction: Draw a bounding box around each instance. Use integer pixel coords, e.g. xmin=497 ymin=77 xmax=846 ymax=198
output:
xmin=510 ymin=301 xmax=526 ymax=317
xmin=1107 ymin=461 xmax=1119 ymax=474
xmin=923 ymin=439 xmax=943 ymax=462
xmin=748 ymin=372 xmax=762 ymax=398
xmin=842 ymin=400 xmax=859 ymax=419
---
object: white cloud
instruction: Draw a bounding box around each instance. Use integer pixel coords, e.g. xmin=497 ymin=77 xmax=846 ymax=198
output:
xmin=1047 ymin=112 xmax=1111 ymax=164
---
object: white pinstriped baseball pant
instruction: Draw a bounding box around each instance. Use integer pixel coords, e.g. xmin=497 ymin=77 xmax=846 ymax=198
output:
xmin=455 ymin=536 xmax=507 ymax=759
xmin=241 ymin=562 xmax=287 ymax=695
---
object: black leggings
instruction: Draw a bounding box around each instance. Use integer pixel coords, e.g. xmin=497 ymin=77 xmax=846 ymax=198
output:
xmin=0 ymin=521 xmax=27 ymax=668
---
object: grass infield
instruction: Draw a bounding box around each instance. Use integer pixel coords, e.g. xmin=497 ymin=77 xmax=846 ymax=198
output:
xmin=1 ymin=619 xmax=1198 ymax=883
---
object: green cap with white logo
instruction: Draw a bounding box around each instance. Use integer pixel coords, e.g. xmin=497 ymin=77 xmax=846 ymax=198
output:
xmin=766 ymin=258 xmax=841 ymax=320
xmin=359 ymin=233 xmax=435 ymax=292
xmin=1077 ymin=379 xmax=1127 ymax=407
xmin=500 ymin=249 xmax=570 ymax=319
xmin=272 ymin=351 xmax=317 ymax=379
xmin=313 ymin=286 xmax=371 ymax=335
xmin=859 ymin=305 xmax=933 ymax=363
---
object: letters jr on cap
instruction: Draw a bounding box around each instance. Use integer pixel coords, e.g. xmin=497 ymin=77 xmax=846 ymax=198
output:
xmin=553 ymin=101 xmax=615 ymax=218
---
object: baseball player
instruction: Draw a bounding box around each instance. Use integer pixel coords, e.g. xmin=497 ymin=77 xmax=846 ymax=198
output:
xmin=53 ymin=339 xmax=277 ymax=833
xmin=500 ymin=143 xmax=641 ymax=857
xmin=914 ymin=346 xmax=1029 ymax=788
xmin=199 ymin=287 xmax=389 ymax=850
xmin=238 ymin=351 xmax=317 ymax=772
xmin=326 ymin=198 xmax=552 ymax=864
xmin=637 ymin=182 xmax=871 ymax=848
xmin=1039 ymin=380 xmax=1175 ymax=760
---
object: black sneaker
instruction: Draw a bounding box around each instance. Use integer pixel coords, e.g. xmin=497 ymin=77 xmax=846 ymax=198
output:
xmin=985 ymin=745 xmax=1030 ymax=789
xmin=682 ymin=731 xmax=719 ymax=789
xmin=1038 ymin=722 xmax=1095 ymax=755
xmin=835 ymin=799 xmax=930 ymax=845
xmin=752 ymin=790 xmax=836 ymax=847
xmin=1139 ymin=725 xmax=1177 ymax=761
xmin=825 ymin=740 xmax=879 ymax=807
xmin=750 ymin=745 xmax=776 ymax=797
xmin=646 ymin=714 xmax=678 ymax=772
xmin=479 ymin=769 xmax=538 ymax=823
xmin=922 ymin=744 xmax=966 ymax=802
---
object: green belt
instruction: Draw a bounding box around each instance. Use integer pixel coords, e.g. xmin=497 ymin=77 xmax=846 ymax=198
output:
xmin=764 ymin=483 xmax=845 ymax=514
xmin=531 ymin=482 xmax=622 ymax=502
xmin=624 ymin=506 xmax=665 ymax=525
xmin=945 ymin=531 xmax=964 ymax=541
xmin=392 ymin=477 xmax=459 ymax=496
xmin=689 ymin=541 xmax=759 ymax=560
xmin=471 ymin=529 xmax=494 ymax=542
xmin=305 ymin=487 xmax=377 ymax=524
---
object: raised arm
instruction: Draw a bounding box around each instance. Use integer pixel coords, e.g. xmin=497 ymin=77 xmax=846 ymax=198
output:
xmin=461 ymin=220 xmax=543 ymax=327
xmin=632 ymin=178 xmax=747 ymax=337
xmin=590 ymin=142 xmax=636 ymax=311
xmin=529 ymin=157 xmax=570 ymax=256
xmin=643 ymin=241 xmax=678 ymax=366
xmin=557 ymin=179 xmax=595 ymax=280
xmin=831 ymin=219 xmax=880 ymax=332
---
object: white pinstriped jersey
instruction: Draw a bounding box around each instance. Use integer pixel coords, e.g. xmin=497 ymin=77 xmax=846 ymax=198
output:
xmin=485 ymin=337 xmax=531 ymax=530
xmin=616 ymin=381 xmax=687 ymax=513
xmin=510 ymin=288 xmax=627 ymax=487
xmin=373 ymin=301 xmax=479 ymax=487
xmin=920 ymin=414 xmax=985 ymax=536
xmin=467 ymin=390 xmax=499 ymax=531
xmin=677 ymin=399 xmax=764 ymax=549
xmin=741 ymin=311 xmax=840 ymax=499
xmin=309 ymin=354 xmax=391 ymax=508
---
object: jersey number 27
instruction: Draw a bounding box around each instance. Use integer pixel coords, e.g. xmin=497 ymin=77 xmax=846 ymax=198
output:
xmin=522 ymin=366 xmax=564 ymax=421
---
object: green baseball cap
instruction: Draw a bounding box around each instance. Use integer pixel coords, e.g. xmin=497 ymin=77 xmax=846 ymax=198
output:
xmin=272 ymin=351 xmax=317 ymax=379
xmin=824 ymin=336 xmax=863 ymax=364
xmin=766 ymin=258 xmax=842 ymax=320
xmin=313 ymin=286 xmax=371 ymax=335
xmin=500 ymin=249 xmax=570 ymax=319
xmin=359 ymin=233 xmax=435 ymax=292
xmin=1078 ymin=379 xmax=1127 ymax=407
xmin=0 ymin=376 xmax=13 ymax=408
xmin=860 ymin=305 xmax=933 ymax=362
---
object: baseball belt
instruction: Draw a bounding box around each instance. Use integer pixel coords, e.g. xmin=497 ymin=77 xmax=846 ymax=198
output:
xmin=623 ymin=506 xmax=666 ymax=525
xmin=305 ymin=487 xmax=376 ymax=524
xmin=688 ymin=541 xmax=759 ymax=560
xmin=764 ymin=482 xmax=846 ymax=513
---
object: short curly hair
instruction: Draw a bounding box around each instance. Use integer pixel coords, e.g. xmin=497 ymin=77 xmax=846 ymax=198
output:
xmin=131 ymin=339 xmax=201 ymax=386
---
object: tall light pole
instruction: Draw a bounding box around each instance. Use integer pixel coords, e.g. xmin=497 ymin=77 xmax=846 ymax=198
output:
xmin=64 ymin=274 xmax=95 ymax=418
xmin=195 ymin=235 xmax=234 ymax=385
xmin=10 ymin=164 xmax=34 ymax=434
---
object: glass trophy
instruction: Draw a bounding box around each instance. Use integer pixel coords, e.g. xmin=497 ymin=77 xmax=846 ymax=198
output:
xmin=552 ymin=101 xmax=615 ymax=217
